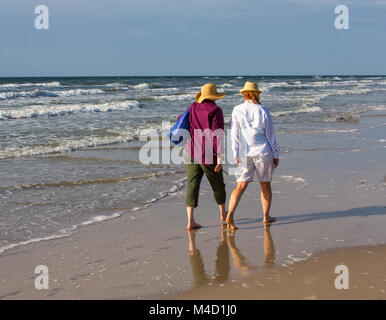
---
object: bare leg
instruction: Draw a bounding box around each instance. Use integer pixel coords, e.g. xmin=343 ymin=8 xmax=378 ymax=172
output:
xmin=219 ymin=203 xmax=227 ymax=224
xmin=186 ymin=206 xmax=201 ymax=230
xmin=226 ymin=182 xmax=249 ymax=230
xmin=260 ymin=182 xmax=275 ymax=223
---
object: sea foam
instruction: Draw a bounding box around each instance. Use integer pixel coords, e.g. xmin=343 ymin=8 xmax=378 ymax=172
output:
xmin=0 ymin=88 xmax=105 ymax=100
xmin=131 ymin=83 xmax=151 ymax=89
xmin=271 ymin=106 xmax=322 ymax=117
xmin=153 ymin=93 xmax=195 ymax=101
xmin=0 ymin=100 xmax=140 ymax=120
xmin=0 ymin=81 xmax=61 ymax=88
xmin=0 ymin=130 xmax=137 ymax=159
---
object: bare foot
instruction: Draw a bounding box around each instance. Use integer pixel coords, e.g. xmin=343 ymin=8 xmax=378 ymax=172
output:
xmin=263 ymin=216 xmax=276 ymax=224
xmin=187 ymin=222 xmax=202 ymax=230
xmin=226 ymin=217 xmax=238 ymax=230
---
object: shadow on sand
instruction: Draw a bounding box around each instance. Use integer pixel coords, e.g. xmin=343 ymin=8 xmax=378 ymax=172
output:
xmin=230 ymin=205 xmax=386 ymax=230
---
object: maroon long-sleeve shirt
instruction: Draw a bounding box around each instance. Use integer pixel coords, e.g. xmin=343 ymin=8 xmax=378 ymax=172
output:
xmin=178 ymin=100 xmax=224 ymax=165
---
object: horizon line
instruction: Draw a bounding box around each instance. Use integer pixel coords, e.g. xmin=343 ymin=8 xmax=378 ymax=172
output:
xmin=1 ymin=74 xmax=386 ymax=78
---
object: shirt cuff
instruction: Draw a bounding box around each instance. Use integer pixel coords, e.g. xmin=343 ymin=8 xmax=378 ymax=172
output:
xmin=217 ymin=155 xmax=224 ymax=164
xmin=273 ymin=151 xmax=279 ymax=159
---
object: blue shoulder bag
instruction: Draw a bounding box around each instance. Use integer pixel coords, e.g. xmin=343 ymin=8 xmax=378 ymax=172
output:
xmin=169 ymin=105 xmax=192 ymax=146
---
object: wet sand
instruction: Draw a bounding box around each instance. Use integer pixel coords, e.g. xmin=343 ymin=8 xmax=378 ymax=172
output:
xmin=0 ymin=110 xmax=385 ymax=299
xmin=171 ymin=237 xmax=386 ymax=300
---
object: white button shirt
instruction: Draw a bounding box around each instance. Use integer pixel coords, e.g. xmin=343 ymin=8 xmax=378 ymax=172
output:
xmin=230 ymin=101 xmax=279 ymax=159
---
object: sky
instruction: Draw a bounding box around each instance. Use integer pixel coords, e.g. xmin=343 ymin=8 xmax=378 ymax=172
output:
xmin=0 ymin=0 xmax=385 ymax=76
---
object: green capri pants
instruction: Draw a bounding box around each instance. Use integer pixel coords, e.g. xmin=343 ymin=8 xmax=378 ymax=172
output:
xmin=184 ymin=151 xmax=226 ymax=208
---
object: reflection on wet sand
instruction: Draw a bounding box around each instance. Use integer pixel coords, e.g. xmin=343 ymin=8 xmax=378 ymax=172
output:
xmin=227 ymin=229 xmax=253 ymax=276
xmin=187 ymin=224 xmax=275 ymax=287
xmin=264 ymin=224 xmax=275 ymax=267
xmin=187 ymin=230 xmax=209 ymax=287
xmin=213 ymin=229 xmax=230 ymax=284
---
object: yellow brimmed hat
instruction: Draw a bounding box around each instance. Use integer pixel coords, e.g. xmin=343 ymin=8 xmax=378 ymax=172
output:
xmin=195 ymin=83 xmax=226 ymax=103
xmin=240 ymin=81 xmax=262 ymax=94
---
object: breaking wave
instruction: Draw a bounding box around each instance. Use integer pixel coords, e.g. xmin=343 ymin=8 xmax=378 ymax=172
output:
xmin=0 ymin=131 xmax=137 ymax=159
xmin=0 ymin=88 xmax=105 ymax=100
xmin=0 ymin=100 xmax=140 ymax=120
xmin=0 ymin=81 xmax=61 ymax=89
xmin=271 ymin=106 xmax=322 ymax=117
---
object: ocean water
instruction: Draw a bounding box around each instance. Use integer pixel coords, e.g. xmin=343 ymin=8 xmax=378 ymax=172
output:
xmin=0 ymin=75 xmax=385 ymax=253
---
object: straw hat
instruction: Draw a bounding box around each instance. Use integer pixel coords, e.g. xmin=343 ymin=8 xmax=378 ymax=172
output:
xmin=240 ymin=81 xmax=262 ymax=94
xmin=195 ymin=83 xmax=226 ymax=103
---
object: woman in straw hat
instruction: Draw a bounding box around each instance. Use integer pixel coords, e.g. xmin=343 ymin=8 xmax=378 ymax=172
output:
xmin=226 ymin=81 xmax=279 ymax=229
xmin=179 ymin=83 xmax=227 ymax=230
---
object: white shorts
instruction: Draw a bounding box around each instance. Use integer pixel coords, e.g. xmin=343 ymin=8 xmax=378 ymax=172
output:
xmin=235 ymin=153 xmax=274 ymax=182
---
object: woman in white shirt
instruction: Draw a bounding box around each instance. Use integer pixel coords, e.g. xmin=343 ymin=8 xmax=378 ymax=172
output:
xmin=226 ymin=81 xmax=279 ymax=229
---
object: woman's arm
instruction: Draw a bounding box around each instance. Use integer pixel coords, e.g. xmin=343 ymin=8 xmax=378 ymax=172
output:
xmin=265 ymin=108 xmax=280 ymax=161
xmin=230 ymin=110 xmax=241 ymax=164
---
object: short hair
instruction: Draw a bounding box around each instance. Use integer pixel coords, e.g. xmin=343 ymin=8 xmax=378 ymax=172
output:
xmin=242 ymin=91 xmax=260 ymax=104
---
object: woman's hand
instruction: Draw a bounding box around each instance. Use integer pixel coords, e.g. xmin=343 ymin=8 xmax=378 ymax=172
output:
xmin=273 ymin=158 xmax=279 ymax=168
xmin=215 ymin=163 xmax=222 ymax=173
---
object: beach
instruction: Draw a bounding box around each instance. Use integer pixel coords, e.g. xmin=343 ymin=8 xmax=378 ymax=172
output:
xmin=0 ymin=103 xmax=385 ymax=299
xmin=1 ymin=75 xmax=385 ymax=253
xmin=2 ymin=0 xmax=386 ymax=302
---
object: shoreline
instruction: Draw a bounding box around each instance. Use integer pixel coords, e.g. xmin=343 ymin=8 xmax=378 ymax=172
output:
xmin=0 ymin=176 xmax=187 ymax=257
xmin=0 ymin=110 xmax=385 ymax=300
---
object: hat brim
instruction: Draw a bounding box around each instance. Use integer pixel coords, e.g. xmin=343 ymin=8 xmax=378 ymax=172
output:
xmin=240 ymin=89 xmax=262 ymax=94
xmin=195 ymin=92 xmax=226 ymax=103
